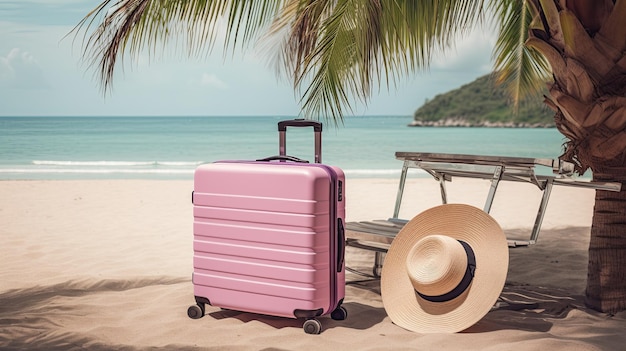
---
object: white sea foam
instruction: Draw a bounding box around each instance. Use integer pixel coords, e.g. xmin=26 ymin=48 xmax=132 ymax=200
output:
xmin=1 ymin=167 xmax=426 ymax=178
xmin=344 ymin=169 xmax=426 ymax=176
xmin=3 ymin=160 xmax=429 ymax=178
xmin=33 ymin=161 xmax=155 ymax=166
xmin=1 ymin=168 xmax=193 ymax=174
xmin=32 ymin=160 xmax=204 ymax=167
xmin=344 ymin=169 xmax=400 ymax=175
xmin=158 ymin=161 xmax=205 ymax=166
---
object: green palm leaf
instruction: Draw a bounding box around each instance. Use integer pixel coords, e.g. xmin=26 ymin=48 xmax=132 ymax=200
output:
xmin=269 ymin=0 xmax=487 ymax=121
xmin=74 ymin=0 xmax=551 ymax=120
xmin=490 ymin=0 xmax=551 ymax=107
xmin=72 ymin=0 xmax=284 ymax=90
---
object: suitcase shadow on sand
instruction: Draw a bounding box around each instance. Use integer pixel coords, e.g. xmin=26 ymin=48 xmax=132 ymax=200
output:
xmin=207 ymin=301 xmax=386 ymax=332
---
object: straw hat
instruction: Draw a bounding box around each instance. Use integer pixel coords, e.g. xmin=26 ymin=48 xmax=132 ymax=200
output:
xmin=381 ymin=204 xmax=509 ymax=333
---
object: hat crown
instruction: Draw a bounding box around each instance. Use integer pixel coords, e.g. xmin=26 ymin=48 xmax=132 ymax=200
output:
xmin=405 ymin=235 xmax=468 ymax=297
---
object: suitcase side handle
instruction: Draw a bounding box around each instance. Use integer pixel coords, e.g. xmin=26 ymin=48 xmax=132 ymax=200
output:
xmin=278 ymin=119 xmax=322 ymax=163
xmin=337 ymin=218 xmax=345 ymax=272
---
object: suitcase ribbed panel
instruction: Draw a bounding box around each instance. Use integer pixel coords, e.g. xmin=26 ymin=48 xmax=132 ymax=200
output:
xmin=194 ymin=272 xmax=328 ymax=303
xmin=193 ymin=206 xmax=327 ymax=229
xmin=193 ymin=192 xmax=328 ymax=214
xmin=193 ymin=256 xmax=329 ymax=284
xmin=193 ymin=162 xmax=339 ymax=318
xmin=194 ymin=237 xmax=327 ymax=265
xmin=193 ymin=218 xmax=330 ymax=248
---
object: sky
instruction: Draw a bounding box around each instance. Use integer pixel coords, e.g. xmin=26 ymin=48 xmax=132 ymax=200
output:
xmin=0 ymin=0 xmax=496 ymax=117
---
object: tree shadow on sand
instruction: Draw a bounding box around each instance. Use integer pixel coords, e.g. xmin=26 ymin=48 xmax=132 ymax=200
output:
xmin=346 ymin=277 xmax=608 ymax=334
xmin=0 ymin=276 xmax=196 ymax=351
xmin=465 ymin=284 xmax=585 ymax=333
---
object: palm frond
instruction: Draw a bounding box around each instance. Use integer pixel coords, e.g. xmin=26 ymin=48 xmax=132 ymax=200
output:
xmin=490 ymin=0 xmax=551 ymax=108
xmin=296 ymin=0 xmax=365 ymax=122
xmin=74 ymin=0 xmax=555 ymax=124
xmin=71 ymin=0 xmax=284 ymax=91
xmin=268 ymin=0 xmax=487 ymax=121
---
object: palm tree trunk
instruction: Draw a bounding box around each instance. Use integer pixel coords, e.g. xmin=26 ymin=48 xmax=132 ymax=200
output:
xmin=586 ymin=169 xmax=626 ymax=313
xmin=525 ymin=0 xmax=626 ymax=313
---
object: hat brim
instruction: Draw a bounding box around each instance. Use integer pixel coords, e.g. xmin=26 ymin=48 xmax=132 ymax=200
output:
xmin=381 ymin=204 xmax=509 ymax=333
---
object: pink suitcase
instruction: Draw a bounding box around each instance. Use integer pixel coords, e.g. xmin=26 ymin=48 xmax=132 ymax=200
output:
xmin=187 ymin=119 xmax=347 ymax=334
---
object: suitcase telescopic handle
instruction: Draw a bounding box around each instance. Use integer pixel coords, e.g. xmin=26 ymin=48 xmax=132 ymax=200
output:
xmin=278 ymin=119 xmax=323 ymax=132
xmin=277 ymin=119 xmax=322 ymax=163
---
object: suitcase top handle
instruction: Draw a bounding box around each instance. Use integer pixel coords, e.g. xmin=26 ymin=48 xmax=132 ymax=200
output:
xmin=278 ymin=119 xmax=322 ymax=132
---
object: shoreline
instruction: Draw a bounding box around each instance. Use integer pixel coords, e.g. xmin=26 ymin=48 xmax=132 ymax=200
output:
xmin=408 ymin=119 xmax=555 ymax=128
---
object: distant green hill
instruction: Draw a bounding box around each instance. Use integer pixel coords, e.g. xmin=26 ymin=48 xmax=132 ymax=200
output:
xmin=411 ymin=74 xmax=555 ymax=127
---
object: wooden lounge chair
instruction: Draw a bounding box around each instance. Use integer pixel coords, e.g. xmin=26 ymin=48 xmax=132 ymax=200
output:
xmin=344 ymin=152 xmax=622 ymax=278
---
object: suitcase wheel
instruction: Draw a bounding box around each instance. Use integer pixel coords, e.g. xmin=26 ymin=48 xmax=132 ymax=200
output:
xmin=187 ymin=304 xmax=205 ymax=319
xmin=330 ymin=306 xmax=348 ymax=321
xmin=303 ymin=318 xmax=322 ymax=334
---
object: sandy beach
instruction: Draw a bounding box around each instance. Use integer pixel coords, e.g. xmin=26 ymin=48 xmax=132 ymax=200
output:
xmin=1 ymin=178 xmax=625 ymax=350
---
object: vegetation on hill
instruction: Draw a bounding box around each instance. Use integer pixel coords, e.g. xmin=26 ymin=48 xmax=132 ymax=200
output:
xmin=411 ymin=74 xmax=555 ymax=127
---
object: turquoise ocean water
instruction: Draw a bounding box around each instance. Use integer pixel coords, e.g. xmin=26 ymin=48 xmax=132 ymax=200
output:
xmin=0 ymin=116 xmax=569 ymax=180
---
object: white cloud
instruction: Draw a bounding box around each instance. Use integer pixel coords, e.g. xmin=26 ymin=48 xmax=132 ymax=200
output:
xmin=0 ymin=56 xmax=14 ymax=81
xmin=0 ymin=48 xmax=49 ymax=89
xmin=12 ymin=0 xmax=86 ymax=4
xmin=431 ymin=28 xmax=495 ymax=73
xmin=199 ymin=73 xmax=228 ymax=90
